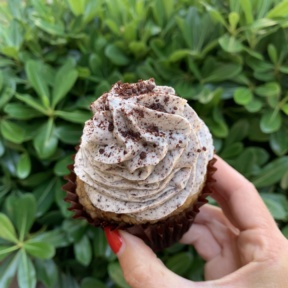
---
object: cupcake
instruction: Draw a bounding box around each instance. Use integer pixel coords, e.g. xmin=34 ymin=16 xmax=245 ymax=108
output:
xmin=63 ymin=79 xmax=216 ymax=251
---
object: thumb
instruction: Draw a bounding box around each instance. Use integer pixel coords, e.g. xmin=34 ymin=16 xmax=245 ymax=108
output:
xmin=104 ymin=228 xmax=198 ymax=288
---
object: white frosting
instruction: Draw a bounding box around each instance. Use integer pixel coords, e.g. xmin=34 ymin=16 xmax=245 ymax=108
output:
xmin=74 ymin=79 xmax=214 ymax=221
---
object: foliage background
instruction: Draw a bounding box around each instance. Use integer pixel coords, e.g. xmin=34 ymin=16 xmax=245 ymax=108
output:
xmin=0 ymin=0 xmax=288 ymax=287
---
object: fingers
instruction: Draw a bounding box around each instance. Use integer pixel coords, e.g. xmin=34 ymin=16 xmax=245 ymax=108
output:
xmin=212 ymin=156 xmax=276 ymax=232
xmin=106 ymin=229 xmax=197 ymax=288
xmin=180 ymin=205 xmax=239 ymax=262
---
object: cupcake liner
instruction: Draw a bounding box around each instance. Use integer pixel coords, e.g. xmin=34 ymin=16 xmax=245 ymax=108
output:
xmin=63 ymin=157 xmax=217 ymax=251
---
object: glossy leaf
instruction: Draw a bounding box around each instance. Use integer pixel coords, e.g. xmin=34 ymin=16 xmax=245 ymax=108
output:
xmin=54 ymin=110 xmax=91 ymax=124
xmin=0 ymin=213 xmax=18 ymax=243
xmin=0 ymin=252 xmax=21 ymax=288
xmin=33 ymin=118 xmax=58 ymax=159
xmin=255 ymin=82 xmax=280 ymax=98
xmin=0 ymin=87 xmax=14 ymax=109
xmin=25 ymin=60 xmax=50 ymax=107
xmin=35 ymin=259 xmax=58 ymax=288
xmin=74 ymin=235 xmax=92 ymax=266
xmin=16 ymin=153 xmax=31 ymax=179
xmin=33 ymin=178 xmax=57 ymax=217
xmin=219 ymin=35 xmax=243 ymax=53
xmin=4 ymin=103 xmax=42 ymax=119
xmin=0 ymin=120 xmax=25 ymax=144
xmin=267 ymin=0 xmax=288 ymax=18
xmin=260 ymin=110 xmax=282 ymax=133
xmin=261 ymin=194 xmax=287 ymax=220
xmin=52 ymin=62 xmax=78 ymax=107
xmin=24 ymin=240 xmax=55 ymax=259
xmin=108 ymin=262 xmax=130 ymax=288
xmin=80 ymin=277 xmax=106 ymax=288
xmin=67 ymin=0 xmax=86 ymax=15
xmin=32 ymin=228 xmax=70 ymax=248
xmin=253 ymin=156 xmax=288 ymax=188
xmin=54 ymin=154 xmax=73 ymax=176
xmin=17 ymin=250 xmax=36 ymax=288
xmin=105 ymin=44 xmax=130 ymax=66
xmin=5 ymin=193 xmax=36 ymax=241
xmin=269 ymin=127 xmax=288 ymax=156
xmin=233 ymin=87 xmax=253 ymax=105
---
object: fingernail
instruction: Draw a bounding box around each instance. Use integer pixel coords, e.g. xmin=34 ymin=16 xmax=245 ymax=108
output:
xmin=104 ymin=227 xmax=123 ymax=254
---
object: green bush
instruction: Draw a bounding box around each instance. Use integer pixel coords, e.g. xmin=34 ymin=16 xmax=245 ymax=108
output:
xmin=1 ymin=0 xmax=288 ymax=287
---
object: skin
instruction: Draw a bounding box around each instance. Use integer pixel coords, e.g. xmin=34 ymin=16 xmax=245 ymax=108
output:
xmin=115 ymin=156 xmax=288 ymax=288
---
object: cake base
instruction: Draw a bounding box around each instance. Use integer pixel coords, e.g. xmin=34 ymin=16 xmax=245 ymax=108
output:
xmin=63 ymin=158 xmax=217 ymax=251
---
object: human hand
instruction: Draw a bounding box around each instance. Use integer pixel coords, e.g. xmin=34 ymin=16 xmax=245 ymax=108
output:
xmin=104 ymin=156 xmax=288 ymax=288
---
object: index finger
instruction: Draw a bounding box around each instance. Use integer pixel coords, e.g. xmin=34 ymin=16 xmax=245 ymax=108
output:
xmin=211 ymin=156 xmax=276 ymax=232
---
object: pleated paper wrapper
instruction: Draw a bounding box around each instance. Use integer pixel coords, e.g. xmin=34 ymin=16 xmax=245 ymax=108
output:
xmin=63 ymin=156 xmax=217 ymax=252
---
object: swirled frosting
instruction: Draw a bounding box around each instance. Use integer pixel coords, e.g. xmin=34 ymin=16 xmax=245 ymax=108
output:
xmin=74 ymin=79 xmax=214 ymax=222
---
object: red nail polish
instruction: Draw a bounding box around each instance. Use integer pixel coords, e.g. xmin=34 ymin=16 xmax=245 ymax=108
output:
xmin=104 ymin=227 xmax=123 ymax=254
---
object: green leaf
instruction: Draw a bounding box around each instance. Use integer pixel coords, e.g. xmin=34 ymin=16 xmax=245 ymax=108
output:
xmin=33 ymin=178 xmax=57 ymax=217
xmin=261 ymin=194 xmax=287 ymax=220
xmin=55 ymin=123 xmax=82 ymax=144
xmin=52 ymin=63 xmax=78 ymax=108
xmin=93 ymin=228 xmax=116 ymax=261
xmin=17 ymin=250 xmax=36 ymax=288
xmin=228 ymin=12 xmax=240 ymax=30
xmin=55 ymin=110 xmax=91 ymax=124
xmin=239 ymin=0 xmax=254 ymax=24
xmin=282 ymin=225 xmax=288 ymax=239
xmin=67 ymin=0 xmax=86 ymax=15
xmin=4 ymin=103 xmax=43 ymax=119
xmin=245 ymin=98 xmax=263 ymax=113
xmin=108 ymin=262 xmax=130 ymax=288
xmin=80 ymin=277 xmax=106 ymax=288
xmin=203 ymin=63 xmax=242 ymax=83
xmin=233 ymin=87 xmax=253 ymax=105
xmin=0 ymin=213 xmax=18 ymax=243
xmin=6 ymin=194 xmax=36 ymax=241
xmin=0 ymin=86 xmax=14 ymax=109
xmin=219 ymin=35 xmax=243 ymax=53
xmin=105 ymin=44 xmax=130 ymax=66
xmin=169 ymin=49 xmax=193 ymax=62
xmin=165 ymin=252 xmax=193 ymax=276
xmin=32 ymin=228 xmax=70 ymax=248
xmin=253 ymin=156 xmax=288 ymax=188
xmin=281 ymin=171 xmax=288 ymax=190
xmin=15 ymin=94 xmax=48 ymax=115
xmin=0 ymin=120 xmax=25 ymax=144
xmin=268 ymin=44 xmax=278 ymax=64
xmin=226 ymin=119 xmax=249 ymax=145
xmin=0 ymin=252 xmax=21 ymax=288
xmin=255 ymin=82 xmax=281 ymax=98
xmin=54 ymin=154 xmax=73 ymax=176
xmin=74 ymin=235 xmax=92 ymax=266
xmin=281 ymin=104 xmax=288 ymax=115
xmin=35 ymin=259 xmax=58 ymax=288
xmin=33 ymin=19 xmax=64 ymax=36
xmin=260 ymin=110 xmax=282 ymax=133
xmin=62 ymin=219 xmax=87 ymax=243
xmin=24 ymin=240 xmax=55 ymax=259
xmin=270 ymin=127 xmax=288 ymax=156
xmin=267 ymin=0 xmax=288 ymax=18
xmin=16 ymin=153 xmax=31 ymax=179
xmin=33 ymin=118 xmax=58 ymax=159
xmin=220 ymin=142 xmax=244 ymax=159
xmin=25 ymin=60 xmax=50 ymax=107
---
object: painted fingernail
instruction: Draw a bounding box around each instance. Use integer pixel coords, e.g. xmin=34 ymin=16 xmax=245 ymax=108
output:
xmin=104 ymin=227 xmax=123 ymax=254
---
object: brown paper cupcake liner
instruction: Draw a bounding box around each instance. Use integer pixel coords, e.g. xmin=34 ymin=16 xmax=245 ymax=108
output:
xmin=63 ymin=157 xmax=217 ymax=251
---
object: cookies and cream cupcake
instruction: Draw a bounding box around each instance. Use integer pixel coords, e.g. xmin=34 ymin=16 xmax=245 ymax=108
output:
xmin=64 ymin=79 xmax=216 ymax=251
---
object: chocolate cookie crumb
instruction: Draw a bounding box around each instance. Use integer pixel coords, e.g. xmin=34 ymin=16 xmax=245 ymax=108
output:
xmin=139 ymin=152 xmax=147 ymax=159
